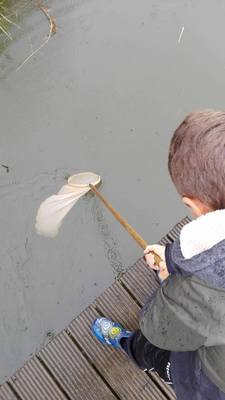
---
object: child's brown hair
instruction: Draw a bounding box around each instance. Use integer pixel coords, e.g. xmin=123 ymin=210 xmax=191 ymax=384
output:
xmin=168 ymin=110 xmax=225 ymax=210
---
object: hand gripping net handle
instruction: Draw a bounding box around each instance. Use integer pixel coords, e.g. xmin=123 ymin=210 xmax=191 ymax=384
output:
xmin=89 ymin=184 xmax=162 ymax=266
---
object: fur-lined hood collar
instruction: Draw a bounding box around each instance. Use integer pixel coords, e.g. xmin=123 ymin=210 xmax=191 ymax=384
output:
xmin=168 ymin=210 xmax=225 ymax=288
xmin=180 ymin=210 xmax=225 ymax=259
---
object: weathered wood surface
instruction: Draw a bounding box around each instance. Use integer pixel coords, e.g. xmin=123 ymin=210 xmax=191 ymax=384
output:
xmin=0 ymin=383 xmax=18 ymax=400
xmin=0 ymin=217 xmax=191 ymax=399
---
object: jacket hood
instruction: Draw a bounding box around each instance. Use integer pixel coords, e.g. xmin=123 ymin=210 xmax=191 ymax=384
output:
xmin=168 ymin=210 xmax=225 ymax=288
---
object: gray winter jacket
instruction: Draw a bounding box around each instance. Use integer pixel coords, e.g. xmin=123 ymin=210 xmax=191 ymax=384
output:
xmin=140 ymin=210 xmax=225 ymax=399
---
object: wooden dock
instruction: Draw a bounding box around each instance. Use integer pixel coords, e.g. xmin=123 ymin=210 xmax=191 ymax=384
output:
xmin=0 ymin=217 xmax=191 ymax=400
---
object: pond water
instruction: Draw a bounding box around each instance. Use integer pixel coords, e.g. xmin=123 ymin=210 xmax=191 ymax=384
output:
xmin=0 ymin=0 xmax=224 ymax=383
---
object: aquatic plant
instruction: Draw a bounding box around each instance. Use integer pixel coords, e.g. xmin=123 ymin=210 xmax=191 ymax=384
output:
xmin=0 ymin=0 xmax=16 ymax=39
xmin=0 ymin=0 xmax=57 ymax=73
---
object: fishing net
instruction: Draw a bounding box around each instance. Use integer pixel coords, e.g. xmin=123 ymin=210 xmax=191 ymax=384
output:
xmin=35 ymin=172 xmax=101 ymax=237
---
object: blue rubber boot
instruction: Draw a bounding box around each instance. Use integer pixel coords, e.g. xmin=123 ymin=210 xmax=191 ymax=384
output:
xmin=92 ymin=317 xmax=132 ymax=349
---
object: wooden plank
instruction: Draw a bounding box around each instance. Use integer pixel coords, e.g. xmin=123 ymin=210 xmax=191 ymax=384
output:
xmin=0 ymin=384 xmax=18 ymax=400
xmin=38 ymin=330 xmax=117 ymax=400
xmin=67 ymin=284 xmax=169 ymax=400
xmin=167 ymin=216 xmax=191 ymax=241
xmin=120 ymin=258 xmax=159 ymax=306
xmin=95 ymin=282 xmax=140 ymax=329
xmin=9 ymin=357 xmax=67 ymax=400
xmin=120 ymin=261 xmax=176 ymax=400
xmin=158 ymin=235 xmax=174 ymax=245
xmin=94 ymin=281 xmax=176 ymax=400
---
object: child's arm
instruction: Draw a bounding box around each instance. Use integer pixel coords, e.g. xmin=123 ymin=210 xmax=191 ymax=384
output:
xmin=142 ymin=242 xmax=208 ymax=351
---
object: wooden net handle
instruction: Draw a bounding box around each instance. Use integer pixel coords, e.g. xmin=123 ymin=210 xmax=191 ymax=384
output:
xmin=89 ymin=184 xmax=162 ymax=266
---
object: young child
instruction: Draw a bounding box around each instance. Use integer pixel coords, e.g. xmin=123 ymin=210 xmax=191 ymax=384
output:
xmin=92 ymin=110 xmax=225 ymax=399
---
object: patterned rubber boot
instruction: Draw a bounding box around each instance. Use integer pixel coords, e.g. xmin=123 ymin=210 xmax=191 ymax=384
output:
xmin=92 ymin=317 xmax=132 ymax=349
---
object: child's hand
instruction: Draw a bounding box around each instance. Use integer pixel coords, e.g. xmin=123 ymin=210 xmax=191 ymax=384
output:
xmin=144 ymin=244 xmax=169 ymax=281
xmin=144 ymin=244 xmax=165 ymax=269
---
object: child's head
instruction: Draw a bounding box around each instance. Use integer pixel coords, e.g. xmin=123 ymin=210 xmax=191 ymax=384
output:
xmin=168 ymin=110 xmax=225 ymax=217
